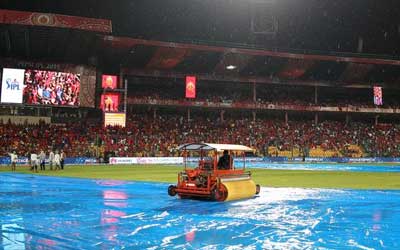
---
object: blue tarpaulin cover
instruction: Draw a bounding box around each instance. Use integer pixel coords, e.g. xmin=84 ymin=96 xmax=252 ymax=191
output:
xmin=0 ymin=173 xmax=399 ymax=249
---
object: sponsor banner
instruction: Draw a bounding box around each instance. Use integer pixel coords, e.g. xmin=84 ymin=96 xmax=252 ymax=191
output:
xmin=326 ymin=157 xmax=349 ymax=163
xmin=347 ymin=157 xmax=400 ymax=163
xmin=348 ymin=158 xmax=376 ymax=163
xmin=377 ymin=157 xmax=400 ymax=162
xmin=306 ymin=157 xmax=327 ymax=162
xmin=104 ymin=112 xmax=126 ymax=127
xmin=4 ymin=157 xmax=30 ymax=165
xmin=3 ymin=156 xmax=400 ymax=166
xmin=292 ymin=157 xmax=304 ymax=162
xmin=263 ymin=157 xmax=288 ymax=162
xmin=391 ymin=157 xmax=400 ymax=162
xmin=109 ymin=157 xmax=184 ymax=165
xmin=279 ymin=157 xmax=348 ymax=163
xmin=236 ymin=157 xmax=264 ymax=163
xmin=0 ymin=157 xmax=97 ymax=165
xmin=109 ymin=157 xmax=137 ymax=165
xmin=272 ymin=157 xmax=400 ymax=163
xmin=1 ymin=68 xmax=25 ymax=103
xmin=186 ymin=157 xmax=201 ymax=163
xmin=185 ymin=157 xmax=263 ymax=164
xmin=64 ymin=157 xmax=98 ymax=164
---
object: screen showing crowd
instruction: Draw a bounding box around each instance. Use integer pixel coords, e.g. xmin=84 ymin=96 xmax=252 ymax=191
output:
xmin=23 ymin=70 xmax=80 ymax=106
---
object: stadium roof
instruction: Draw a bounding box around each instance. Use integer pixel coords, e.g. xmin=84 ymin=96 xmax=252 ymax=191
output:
xmin=2 ymin=9 xmax=400 ymax=89
xmin=2 ymin=0 xmax=400 ymax=56
xmin=105 ymin=36 xmax=400 ymax=89
xmin=0 ymin=9 xmax=111 ymax=65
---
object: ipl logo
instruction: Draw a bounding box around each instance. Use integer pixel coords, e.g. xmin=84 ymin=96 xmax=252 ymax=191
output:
xmin=6 ymin=78 xmax=20 ymax=91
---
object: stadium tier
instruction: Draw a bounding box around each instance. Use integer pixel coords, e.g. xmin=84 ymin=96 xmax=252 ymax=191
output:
xmin=1 ymin=114 xmax=399 ymax=158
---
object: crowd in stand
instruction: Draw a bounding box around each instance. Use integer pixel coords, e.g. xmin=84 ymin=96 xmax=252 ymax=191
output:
xmin=23 ymin=70 xmax=80 ymax=106
xmin=0 ymin=120 xmax=94 ymax=158
xmin=1 ymin=114 xmax=400 ymax=159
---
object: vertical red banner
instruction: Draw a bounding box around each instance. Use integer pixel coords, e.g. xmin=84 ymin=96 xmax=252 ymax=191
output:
xmin=185 ymin=76 xmax=196 ymax=98
xmin=373 ymin=86 xmax=383 ymax=106
xmin=102 ymin=75 xmax=117 ymax=89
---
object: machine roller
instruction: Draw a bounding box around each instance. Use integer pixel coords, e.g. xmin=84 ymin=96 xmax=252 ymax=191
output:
xmin=168 ymin=143 xmax=260 ymax=202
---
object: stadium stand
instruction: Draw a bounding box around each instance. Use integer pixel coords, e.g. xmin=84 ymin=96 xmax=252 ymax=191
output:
xmin=1 ymin=114 xmax=400 ymax=158
xmin=127 ymin=80 xmax=400 ymax=109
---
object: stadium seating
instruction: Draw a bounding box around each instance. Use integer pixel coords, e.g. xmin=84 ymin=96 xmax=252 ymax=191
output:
xmin=1 ymin=114 xmax=400 ymax=158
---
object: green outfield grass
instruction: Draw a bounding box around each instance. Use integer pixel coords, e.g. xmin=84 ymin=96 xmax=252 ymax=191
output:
xmin=2 ymin=164 xmax=400 ymax=189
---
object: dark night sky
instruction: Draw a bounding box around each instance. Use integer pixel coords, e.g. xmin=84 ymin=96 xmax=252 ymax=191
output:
xmin=1 ymin=0 xmax=400 ymax=56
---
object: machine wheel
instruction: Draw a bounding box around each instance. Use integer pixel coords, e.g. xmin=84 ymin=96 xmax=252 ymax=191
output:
xmin=212 ymin=184 xmax=228 ymax=201
xmin=168 ymin=185 xmax=177 ymax=196
xmin=255 ymin=184 xmax=261 ymax=195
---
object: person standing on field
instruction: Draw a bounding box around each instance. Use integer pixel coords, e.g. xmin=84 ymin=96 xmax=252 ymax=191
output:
xmin=49 ymin=150 xmax=55 ymax=170
xmin=54 ymin=150 xmax=61 ymax=170
xmin=9 ymin=151 xmax=17 ymax=171
xmin=30 ymin=152 xmax=38 ymax=172
xmin=39 ymin=150 xmax=46 ymax=171
xmin=60 ymin=150 xmax=66 ymax=170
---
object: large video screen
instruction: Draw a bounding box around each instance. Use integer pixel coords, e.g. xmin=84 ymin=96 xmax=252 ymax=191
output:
xmin=1 ymin=68 xmax=25 ymax=104
xmin=1 ymin=68 xmax=81 ymax=106
xmin=23 ymin=69 xmax=80 ymax=106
